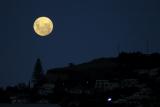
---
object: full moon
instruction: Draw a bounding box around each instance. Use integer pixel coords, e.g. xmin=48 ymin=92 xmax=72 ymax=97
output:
xmin=33 ymin=16 xmax=54 ymax=36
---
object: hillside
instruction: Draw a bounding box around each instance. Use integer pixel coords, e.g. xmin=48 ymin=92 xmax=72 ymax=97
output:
xmin=45 ymin=52 xmax=160 ymax=107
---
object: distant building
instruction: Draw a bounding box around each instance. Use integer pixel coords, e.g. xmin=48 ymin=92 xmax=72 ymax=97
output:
xmin=95 ymin=80 xmax=119 ymax=91
xmin=38 ymin=83 xmax=55 ymax=96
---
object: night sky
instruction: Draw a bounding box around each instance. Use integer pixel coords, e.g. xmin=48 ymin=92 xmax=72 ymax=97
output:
xmin=0 ymin=0 xmax=160 ymax=86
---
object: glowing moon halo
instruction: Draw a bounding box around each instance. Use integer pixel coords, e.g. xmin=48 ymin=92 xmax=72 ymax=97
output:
xmin=33 ymin=16 xmax=54 ymax=36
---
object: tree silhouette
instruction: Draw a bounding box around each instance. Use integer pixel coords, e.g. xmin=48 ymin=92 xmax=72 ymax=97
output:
xmin=32 ymin=58 xmax=45 ymax=87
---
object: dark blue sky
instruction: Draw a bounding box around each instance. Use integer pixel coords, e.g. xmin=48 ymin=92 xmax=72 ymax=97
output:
xmin=0 ymin=0 xmax=160 ymax=86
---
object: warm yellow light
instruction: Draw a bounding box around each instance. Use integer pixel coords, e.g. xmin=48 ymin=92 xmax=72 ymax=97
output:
xmin=33 ymin=16 xmax=53 ymax=36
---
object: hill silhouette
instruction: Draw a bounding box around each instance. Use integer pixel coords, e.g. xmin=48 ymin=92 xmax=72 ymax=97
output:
xmin=44 ymin=52 xmax=160 ymax=107
xmin=46 ymin=52 xmax=160 ymax=81
xmin=1 ymin=52 xmax=160 ymax=107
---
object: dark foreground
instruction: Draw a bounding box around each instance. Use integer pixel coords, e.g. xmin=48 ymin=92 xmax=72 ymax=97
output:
xmin=1 ymin=52 xmax=160 ymax=107
xmin=0 ymin=104 xmax=60 ymax=107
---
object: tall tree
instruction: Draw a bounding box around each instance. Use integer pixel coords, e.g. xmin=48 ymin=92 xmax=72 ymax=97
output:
xmin=32 ymin=58 xmax=45 ymax=87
